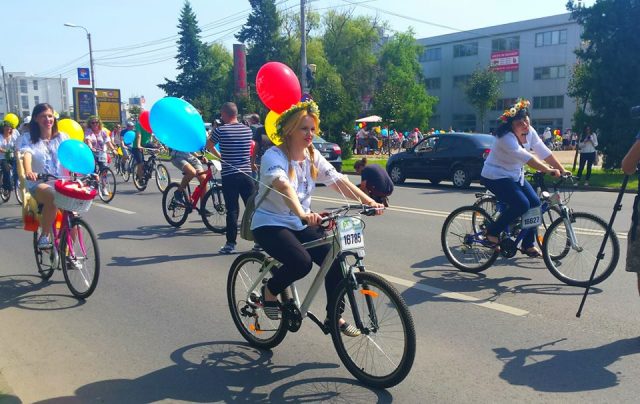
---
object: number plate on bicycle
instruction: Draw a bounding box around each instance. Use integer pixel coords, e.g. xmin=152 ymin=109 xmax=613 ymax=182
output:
xmin=337 ymin=217 xmax=365 ymax=251
xmin=97 ymin=154 xmax=107 ymax=163
xmin=521 ymin=206 xmax=542 ymax=229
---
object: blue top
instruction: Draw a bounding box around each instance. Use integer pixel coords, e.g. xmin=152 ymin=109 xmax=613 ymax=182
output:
xmin=210 ymin=123 xmax=253 ymax=177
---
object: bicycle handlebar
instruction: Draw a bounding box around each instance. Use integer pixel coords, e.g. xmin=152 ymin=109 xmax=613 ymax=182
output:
xmin=320 ymin=205 xmax=383 ymax=224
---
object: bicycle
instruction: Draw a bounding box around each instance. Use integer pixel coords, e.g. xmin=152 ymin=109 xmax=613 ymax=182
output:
xmin=473 ymin=172 xmax=572 ymax=248
xmin=0 ymin=149 xmax=22 ymax=204
xmin=113 ymin=147 xmax=131 ymax=182
xmin=441 ymin=178 xmax=619 ymax=286
xmin=30 ymin=174 xmax=101 ymax=299
xmin=93 ymin=151 xmax=116 ymax=203
xmin=227 ymin=205 xmax=416 ymax=389
xmin=161 ymin=159 xmax=226 ymax=233
xmin=133 ymin=147 xmax=171 ymax=192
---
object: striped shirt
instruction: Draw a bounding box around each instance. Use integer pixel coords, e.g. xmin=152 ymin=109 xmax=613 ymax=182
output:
xmin=210 ymin=123 xmax=253 ymax=177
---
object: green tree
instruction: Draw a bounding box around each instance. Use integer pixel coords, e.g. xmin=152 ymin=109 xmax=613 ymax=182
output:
xmin=464 ymin=67 xmax=502 ymax=132
xmin=567 ymin=0 xmax=640 ymax=168
xmin=127 ymin=105 xmax=142 ymax=121
xmin=158 ymin=0 xmax=206 ymax=101
xmin=373 ymin=31 xmax=437 ymax=130
xmin=236 ymin=0 xmax=287 ymax=81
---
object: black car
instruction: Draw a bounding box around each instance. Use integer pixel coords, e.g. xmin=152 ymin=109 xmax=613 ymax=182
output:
xmin=313 ymin=135 xmax=342 ymax=172
xmin=386 ymin=132 xmax=494 ymax=188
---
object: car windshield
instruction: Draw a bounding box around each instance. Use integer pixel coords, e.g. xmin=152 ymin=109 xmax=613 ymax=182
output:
xmin=313 ymin=135 xmax=327 ymax=143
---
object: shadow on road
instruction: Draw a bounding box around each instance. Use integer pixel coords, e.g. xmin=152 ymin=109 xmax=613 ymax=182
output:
xmin=34 ymin=340 xmax=392 ymax=403
xmin=0 ymin=216 xmax=23 ymax=230
xmin=494 ymin=337 xmax=640 ymax=392
xmin=0 ymin=275 xmax=85 ymax=311
xmin=98 ymin=224 xmax=215 ymax=241
xmin=109 ymin=252 xmax=218 ymax=267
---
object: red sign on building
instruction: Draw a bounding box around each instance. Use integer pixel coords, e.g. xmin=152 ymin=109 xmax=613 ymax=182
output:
xmin=233 ymin=44 xmax=248 ymax=97
xmin=490 ymin=50 xmax=519 ymax=72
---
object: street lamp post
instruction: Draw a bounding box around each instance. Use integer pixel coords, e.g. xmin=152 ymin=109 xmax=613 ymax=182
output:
xmin=64 ymin=23 xmax=97 ymax=116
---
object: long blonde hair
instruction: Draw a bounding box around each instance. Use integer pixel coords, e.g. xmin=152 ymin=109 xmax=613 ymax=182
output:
xmin=279 ymin=108 xmax=321 ymax=180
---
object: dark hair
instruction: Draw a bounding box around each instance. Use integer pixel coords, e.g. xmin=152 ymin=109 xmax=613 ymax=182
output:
xmin=29 ymin=103 xmax=58 ymax=144
xmin=354 ymin=157 xmax=368 ymax=171
xmin=495 ymin=108 xmax=529 ymax=138
xmin=221 ymin=102 xmax=238 ymax=117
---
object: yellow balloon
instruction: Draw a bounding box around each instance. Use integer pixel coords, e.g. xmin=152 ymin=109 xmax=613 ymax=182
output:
xmin=57 ymin=118 xmax=84 ymax=141
xmin=4 ymin=113 xmax=19 ymax=129
xmin=265 ymin=110 xmax=282 ymax=146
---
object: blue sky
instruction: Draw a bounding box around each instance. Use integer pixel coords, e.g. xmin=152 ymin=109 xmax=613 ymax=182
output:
xmin=3 ymin=0 xmax=594 ymax=108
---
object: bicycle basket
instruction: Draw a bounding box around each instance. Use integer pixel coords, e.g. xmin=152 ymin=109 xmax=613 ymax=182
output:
xmin=54 ymin=180 xmax=97 ymax=213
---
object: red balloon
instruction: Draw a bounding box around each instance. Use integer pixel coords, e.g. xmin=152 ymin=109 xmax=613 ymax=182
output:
xmin=256 ymin=62 xmax=301 ymax=114
xmin=139 ymin=110 xmax=152 ymax=133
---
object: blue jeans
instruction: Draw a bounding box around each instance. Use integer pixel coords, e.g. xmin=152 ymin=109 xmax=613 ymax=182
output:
xmin=482 ymin=176 xmax=540 ymax=249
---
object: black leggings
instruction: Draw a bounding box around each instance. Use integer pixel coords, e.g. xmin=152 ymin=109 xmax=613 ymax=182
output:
xmin=252 ymin=225 xmax=344 ymax=312
xmin=221 ymin=173 xmax=255 ymax=244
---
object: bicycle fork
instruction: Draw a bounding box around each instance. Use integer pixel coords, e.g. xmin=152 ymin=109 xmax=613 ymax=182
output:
xmin=560 ymin=206 xmax=583 ymax=252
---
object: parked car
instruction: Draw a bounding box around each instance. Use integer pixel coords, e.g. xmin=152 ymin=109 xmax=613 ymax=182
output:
xmin=386 ymin=132 xmax=494 ymax=188
xmin=313 ymin=135 xmax=342 ymax=172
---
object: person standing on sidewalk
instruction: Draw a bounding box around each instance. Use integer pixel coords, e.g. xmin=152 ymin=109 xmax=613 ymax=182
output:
xmin=207 ymin=102 xmax=254 ymax=254
xmin=575 ymin=126 xmax=598 ymax=186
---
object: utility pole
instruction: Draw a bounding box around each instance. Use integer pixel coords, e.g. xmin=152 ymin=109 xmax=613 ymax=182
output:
xmin=1 ymin=64 xmax=9 ymax=113
xmin=300 ymin=0 xmax=308 ymax=94
xmin=65 ymin=23 xmax=98 ymax=116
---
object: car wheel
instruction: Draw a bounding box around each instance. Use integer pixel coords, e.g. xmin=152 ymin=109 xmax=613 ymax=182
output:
xmin=389 ymin=165 xmax=405 ymax=184
xmin=429 ymin=178 xmax=441 ymax=185
xmin=451 ymin=167 xmax=471 ymax=188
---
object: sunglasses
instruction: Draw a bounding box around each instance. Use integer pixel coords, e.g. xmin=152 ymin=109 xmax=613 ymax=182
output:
xmin=90 ymin=121 xmax=100 ymax=125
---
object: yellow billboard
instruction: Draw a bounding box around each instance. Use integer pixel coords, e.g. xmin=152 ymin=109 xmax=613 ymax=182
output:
xmin=73 ymin=87 xmax=122 ymax=123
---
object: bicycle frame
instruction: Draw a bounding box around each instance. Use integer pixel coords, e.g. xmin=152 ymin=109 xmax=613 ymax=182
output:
xmin=185 ymin=164 xmax=215 ymax=210
xmin=244 ymin=221 xmax=371 ymax=332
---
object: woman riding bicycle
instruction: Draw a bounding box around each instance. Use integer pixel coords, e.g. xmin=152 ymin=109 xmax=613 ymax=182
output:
xmin=250 ymin=100 xmax=384 ymax=336
xmin=0 ymin=120 xmax=18 ymax=194
xmin=21 ymin=103 xmax=69 ymax=249
xmin=481 ymin=99 xmax=566 ymax=257
xmin=84 ymin=116 xmax=116 ymax=169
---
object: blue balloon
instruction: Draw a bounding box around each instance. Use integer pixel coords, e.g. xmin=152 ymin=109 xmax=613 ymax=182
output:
xmin=215 ymin=143 xmax=220 ymax=152
xmin=381 ymin=128 xmax=388 ymax=137
xmin=123 ymin=130 xmax=135 ymax=145
xmin=58 ymin=139 xmax=95 ymax=175
xmin=149 ymin=97 xmax=206 ymax=152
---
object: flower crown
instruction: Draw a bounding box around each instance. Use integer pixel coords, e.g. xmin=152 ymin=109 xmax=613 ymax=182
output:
xmin=498 ymin=98 xmax=530 ymax=123
xmin=275 ymin=100 xmax=320 ymax=140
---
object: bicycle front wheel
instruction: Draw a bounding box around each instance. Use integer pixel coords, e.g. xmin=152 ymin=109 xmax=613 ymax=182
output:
xmin=542 ymin=212 xmax=619 ymax=287
xmin=227 ymin=252 xmax=288 ymax=350
xmin=161 ymin=183 xmax=189 ymax=227
xmin=98 ymin=168 xmax=116 ymax=203
xmin=441 ymin=206 xmax=499 ymax=273
xmin=60 ymin=218 xmax=100 ymax=299
xmin=328 ymin=272 xmax=416 ymax=389
xmin=155 ymin=163 xmax=170 ymax=192
xmin=201 ymin=186 xmax=226 ymax=233
xmin=33 ymin=231 xmax=56 ymax=280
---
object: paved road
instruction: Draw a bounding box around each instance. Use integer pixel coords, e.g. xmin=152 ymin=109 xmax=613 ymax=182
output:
xmin=0 ymin=171 xmax=639 ymax=403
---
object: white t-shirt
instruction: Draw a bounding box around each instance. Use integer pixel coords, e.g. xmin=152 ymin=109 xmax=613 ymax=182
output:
xmin=482 ymin=127 xmax=551 ymax=183
xmin=0 ymin=133 xmax=18 ymax=160
xmin=252 ymin=146 xmax=344 ymax=231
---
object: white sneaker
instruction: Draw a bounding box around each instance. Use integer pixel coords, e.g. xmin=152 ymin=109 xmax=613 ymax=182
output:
xmin=66 ymin=257 xmax=83 ymax=270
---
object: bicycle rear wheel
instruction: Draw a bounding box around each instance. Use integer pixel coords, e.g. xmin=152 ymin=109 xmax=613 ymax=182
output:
xmin=33 ymin=231 xmax=56 ymax=280
xmin=122 ymin=159 xmax=132 ymax=182
xmin=60 ymin=218 xmax=100 ymax=299
xmin=98 ymin=168 xmax=116 ymax=203
xmin=155 ymin=163 xmax=170 ymax=192
xmin=161 ymin=183 xmax=189 ymax=227
xmin=542 ymin=212 xmax=619 ymax=287
xmin=227 ymin=252 xmax=288 ymax=350
xmin=201 ymin=186 xmax=226 ymax=233
xmin=133 ymin=167 xmax=148 ymax=191
xmin=328 ymin=272 xmax=415 ymax=389
xmin=441 ymin=206 xmax=499 ymax=273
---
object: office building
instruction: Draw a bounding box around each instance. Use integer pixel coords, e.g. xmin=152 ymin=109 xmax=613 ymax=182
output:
xmin=2 ymin=72 xmax=69 ymax=119
xmin=417 ymin=13 xmax=581 ymax=134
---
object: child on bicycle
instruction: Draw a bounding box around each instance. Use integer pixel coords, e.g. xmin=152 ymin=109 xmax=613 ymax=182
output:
xmin=249 ymin=100 xmax=383 ymax=336
xmin=169 ymin=150 xmax=208 ymax=204
xmin=481 ymin=99 xmax=566 ymax=257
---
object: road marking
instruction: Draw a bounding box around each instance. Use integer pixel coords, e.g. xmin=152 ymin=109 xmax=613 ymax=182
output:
xmin=374 ymin=272 xmax=530 ymax=317
xmin=93 ymin=203 xmax=136 ymax=215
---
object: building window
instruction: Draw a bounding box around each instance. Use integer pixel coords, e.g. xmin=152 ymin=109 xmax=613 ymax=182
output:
xmin=535 ymin=29 xmax=567 ymax=47
xmin=19 ymin=79 xmax=28 ymax=93
xmin=492 ymin=98 xmax=518 ymax=111
xmin=531 ymin=118 xmax=563 ymax=134
xmin=425 ymin=77 xmax=441 ymax=90
xmin=534 ymin=65 xmax=566 ymax=80
xmin=492 ymin=36 xmax=520 ymax=52
xmin=33 ymin=80 xmax=38 ymax=90
xmin=452 ymin=114 xmax=476 ymax=132
xmin=34 ymin=95 xmax=40 ymax=104
xmin=419 ymin=47 xmax=441 ymax=62
xmin=453 ymin=42 xmax=478 ymax=58
xmin=453 ymin=75 xmax=471 ymax=88
xmin=533 ymin=95 xmax=564 ymax=109
xmin=21 ymin=95 xmax=29 ymax=110
xmin=497 ymin=70 xmax=519 ymax=83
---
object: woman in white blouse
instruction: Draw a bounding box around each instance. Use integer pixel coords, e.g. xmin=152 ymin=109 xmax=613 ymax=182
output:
xmin=250 ymin=101 xmax=383 ymax=336
xmin=576 ymin=126 xmax=598 ymax=186
xmin=481 ymin=99 xmax=566 ymax=257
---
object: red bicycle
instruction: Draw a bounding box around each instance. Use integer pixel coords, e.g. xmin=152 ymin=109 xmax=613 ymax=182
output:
xmin=161 ymin=160 xmax=226 ymax=233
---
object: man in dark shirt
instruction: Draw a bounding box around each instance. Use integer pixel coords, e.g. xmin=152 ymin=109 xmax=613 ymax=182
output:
xmin=354 ymin=158 xmax=393 ymax=207
xmin=207 ymin=102 xmax=255 ymax=254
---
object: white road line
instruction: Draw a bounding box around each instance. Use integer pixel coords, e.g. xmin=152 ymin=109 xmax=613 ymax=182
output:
xmin=374 ymin=272 xmax=530 ymax=317
xmin=93 ymin=203 xmax=136 ymax=215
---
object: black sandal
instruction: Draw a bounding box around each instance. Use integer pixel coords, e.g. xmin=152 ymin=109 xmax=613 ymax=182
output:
xmin=260 ymin=285 xmax=281 ymax=320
